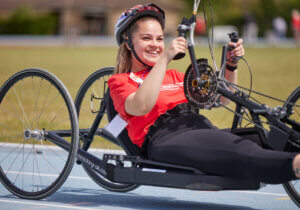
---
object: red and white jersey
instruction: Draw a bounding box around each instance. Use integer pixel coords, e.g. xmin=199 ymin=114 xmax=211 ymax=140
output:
xmin=108 ymin=69 xmax=187 ymax=147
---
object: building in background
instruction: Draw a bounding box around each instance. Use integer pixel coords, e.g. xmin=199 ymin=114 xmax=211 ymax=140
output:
xmin=0 ymin=0 xmax=185 ymax=37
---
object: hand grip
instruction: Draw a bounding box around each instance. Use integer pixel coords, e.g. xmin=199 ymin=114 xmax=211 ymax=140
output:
xmin=229 ymin=31 xmax=239 ymax=43
xmin=173 ymin=52 xmax=186 ymax=60
xmin=227 ymin=32 xmax=241 ymax=63
xmin=173 ymin=23 xmax=187 ymax=60
xmin=228 ymin=32 xmax=239 ymax=51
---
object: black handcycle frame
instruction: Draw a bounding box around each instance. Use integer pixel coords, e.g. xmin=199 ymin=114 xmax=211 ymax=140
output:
xmin=44 ymin=65 xmax=299 ymax=192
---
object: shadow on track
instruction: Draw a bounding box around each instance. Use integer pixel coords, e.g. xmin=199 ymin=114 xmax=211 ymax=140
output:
xmin=42 ymin=186 xmax=258 ymax=210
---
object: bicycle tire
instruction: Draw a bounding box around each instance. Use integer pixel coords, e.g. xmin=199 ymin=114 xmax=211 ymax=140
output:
xmin=74 ymin=67 xmax=139 ymax=192
xmin=0 ymin=68 xmax=78 ymax=199
xmin=281 ymin=86 xmax=300 ymax=208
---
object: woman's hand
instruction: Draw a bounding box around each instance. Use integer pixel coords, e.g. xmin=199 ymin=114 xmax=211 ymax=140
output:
xmin=221 ymin=38 xmax=244 ymax=105
xmin=227 ymin=38 xmax=244 ymax=66
xmin=163 ymin=37 xmax=187 ymax=62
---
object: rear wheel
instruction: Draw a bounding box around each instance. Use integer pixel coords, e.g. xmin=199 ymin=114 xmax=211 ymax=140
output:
xmin=74 ymin=67 xmax=138 ymax=192
xmin=281 ymin=86 xmax=300 ymax=208
xmin=0 ymin=69 xmax=78 ymax=199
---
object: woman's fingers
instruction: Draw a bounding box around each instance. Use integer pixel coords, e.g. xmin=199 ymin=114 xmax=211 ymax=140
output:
xmin=233 ymin=46 xmax=244 ymax=57
xmin=230 ymin=39 xmax=244 ymax=57
xmin=226 ymin=38 xmax=245 ymax=63
xmin=228 ymin=38 xmax=243 ymax=48
xmin=168 ymin=37 xmax=187 ymax=58
xmin=175 ymin=38 xmax=187 ymax=51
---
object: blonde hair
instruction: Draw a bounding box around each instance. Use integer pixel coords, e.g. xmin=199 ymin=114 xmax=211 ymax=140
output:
xmin=115 ymin=41 xmax=131 ymax=74
xmin=115 ymin=16 xmax=162 ymax=74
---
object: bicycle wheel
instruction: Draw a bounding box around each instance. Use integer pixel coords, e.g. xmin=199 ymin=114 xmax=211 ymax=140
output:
xmin=0 ymin=69 xmax=78 ymax=199
xmin=74 ymin=67 xmax=138 ymax=192
xmin=281 ymin=86 xmax=300 ymax=207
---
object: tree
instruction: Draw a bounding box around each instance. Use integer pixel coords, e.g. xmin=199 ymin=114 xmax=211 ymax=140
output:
xmin=0 ymin=7 xmax=57 ymax=35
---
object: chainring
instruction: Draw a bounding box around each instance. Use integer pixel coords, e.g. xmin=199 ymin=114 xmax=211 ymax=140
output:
xmin=184 ymin=59 xmax=218 ymax=109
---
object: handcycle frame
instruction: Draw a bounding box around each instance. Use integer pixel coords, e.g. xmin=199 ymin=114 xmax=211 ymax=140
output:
xmin=45 ymin=69 xmax=299 ymax=192
xmin=47 ymin=86 xmax=263 ymax=191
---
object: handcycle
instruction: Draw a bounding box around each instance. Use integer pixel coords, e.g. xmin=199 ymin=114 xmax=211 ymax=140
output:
xmin=0 ymin=0 xmax=299 ymax=207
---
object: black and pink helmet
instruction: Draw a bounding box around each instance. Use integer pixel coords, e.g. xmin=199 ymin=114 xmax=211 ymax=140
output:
xmin=114 ymin=3 xmax=165 ymax=46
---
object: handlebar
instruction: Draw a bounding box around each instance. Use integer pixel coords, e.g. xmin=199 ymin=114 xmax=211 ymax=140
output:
xmin=173 ymin=15 xmax=196 ymax=60
xmin=173 ymin=0 xmax=200 ymax=60
xmin=219 ymin=32 xmax=240 ymax=78
xmin=173 ymin=21 xmax=188 ymax=60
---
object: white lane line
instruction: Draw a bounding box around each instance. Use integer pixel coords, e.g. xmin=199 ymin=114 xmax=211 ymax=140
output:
xmin=5 ymin=171 xmax=90 ymax=180
xmin=0 ymin=142 xmax=125 ymax=153
xmin=0 ymin=198 xmax=102 ymax=210
xmin=68 ymin=175 xmax=90 ymax=180
xmin=230 ymin=190 xmax=288 ymax=196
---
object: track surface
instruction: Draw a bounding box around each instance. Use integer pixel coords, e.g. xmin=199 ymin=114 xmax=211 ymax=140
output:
xmin=0 ymin=156 xmax=299 ymax=210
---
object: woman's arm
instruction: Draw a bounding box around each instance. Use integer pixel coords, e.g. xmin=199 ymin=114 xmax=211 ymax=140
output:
xmin=125 ymin=37 xmax=187 ymax=116
xmin=221 ymin=38 xmax=244 ymax=105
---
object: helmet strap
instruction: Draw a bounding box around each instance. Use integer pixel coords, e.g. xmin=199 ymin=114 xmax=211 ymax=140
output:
xmin=125 ymin=30 xmax=152 ymax=70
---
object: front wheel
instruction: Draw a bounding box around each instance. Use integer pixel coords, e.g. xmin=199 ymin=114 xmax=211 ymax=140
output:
xmin=281 ymin=86 xmax=300 ymax=207
xmin=0 ymin=69 xmax=78 ymax=199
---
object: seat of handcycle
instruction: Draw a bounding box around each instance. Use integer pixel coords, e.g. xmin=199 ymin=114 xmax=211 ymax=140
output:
xmin=104 ymin=89 xmax=263 ymax=191
xmin=105 ymin=89 xmax=142 ymax=157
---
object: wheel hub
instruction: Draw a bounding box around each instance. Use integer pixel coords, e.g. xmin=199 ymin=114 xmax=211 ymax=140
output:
xmin=24 ymin=129 xmax=44 ymax=141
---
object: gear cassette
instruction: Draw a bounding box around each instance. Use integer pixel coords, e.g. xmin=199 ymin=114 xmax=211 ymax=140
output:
xmin=184 ymin=58 xmax=218 ymax=109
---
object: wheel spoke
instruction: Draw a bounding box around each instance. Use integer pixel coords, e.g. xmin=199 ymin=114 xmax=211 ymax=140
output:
xmin=52 ymin=117 xmax=70 ymax=128
xmin=0 ymin=143 xmax=23 ymax=164
xmin=33 ymin=146 xmax=44 ymax=190
xmin=35 ymin=82 xmax=53 ymax=128
xmin=40 ymin=147 xmax=61 ymax=173
xmin=36 ymin=91 xmax=60 ymax=128
xmin=0 ymin=104 xmax=30 ymax=129
xmin=31 ymin=78 xmax=43 ymax=127
xmin=12 ymin=145 xmax=33 ymax=184
xmin=43 ymin=144 xmax=66 ymax=163
xmin=5 ymin=145 xmax=24 ymax=176
xmin=13 ymin=87 xmax=31 ymax=129
xmin=45 ymin=104 xmax=67 ymax=130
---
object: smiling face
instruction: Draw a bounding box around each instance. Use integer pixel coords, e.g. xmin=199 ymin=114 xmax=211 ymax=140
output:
xmin=130 ymin=17 xmax=164 ymax=72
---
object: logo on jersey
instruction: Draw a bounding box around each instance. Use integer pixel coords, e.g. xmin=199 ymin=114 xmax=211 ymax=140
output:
xmin=129 ymin=72 xmax=183 ymax=91
xmin=160 ymin=82 xmax=183 ymax=91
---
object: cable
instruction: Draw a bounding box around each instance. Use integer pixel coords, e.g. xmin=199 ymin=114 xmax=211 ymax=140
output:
xmin=202 ymin=0 xmax=254 ymax=97
xmin=224 ymin=55 xmax=253 ymax=97
xmin=219 ymin=103 xmax=269 ymax=132
xmin=202 ymin=0 xmax=218 ymax=71
xmin=193 ymin=0 xmax=201 ymax=12
xmin=197 ymin=0 xmax=299 ymax=109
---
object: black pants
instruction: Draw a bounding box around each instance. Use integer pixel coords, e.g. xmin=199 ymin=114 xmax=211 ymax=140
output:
xmin=145 ymin=110 xmax=297 ymax=184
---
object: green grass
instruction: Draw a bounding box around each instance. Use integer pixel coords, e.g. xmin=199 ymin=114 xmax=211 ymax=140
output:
xmin=0 ymin=46 xmax=299 ymax=130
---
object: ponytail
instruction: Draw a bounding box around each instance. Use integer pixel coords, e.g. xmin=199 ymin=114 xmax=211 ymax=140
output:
xmin=115 ymin=42 xmax=131 ymax=74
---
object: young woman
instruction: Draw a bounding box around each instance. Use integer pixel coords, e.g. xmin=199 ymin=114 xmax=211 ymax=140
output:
xmin=108 ymin=3 xmax=300 ymax=184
